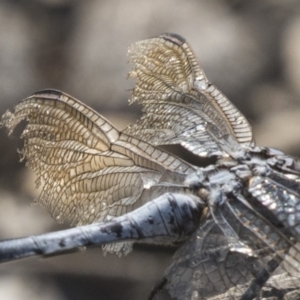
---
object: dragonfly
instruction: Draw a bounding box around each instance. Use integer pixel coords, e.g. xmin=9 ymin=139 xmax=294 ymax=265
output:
xmin=1 ymin=33 xmax=300 ymax=300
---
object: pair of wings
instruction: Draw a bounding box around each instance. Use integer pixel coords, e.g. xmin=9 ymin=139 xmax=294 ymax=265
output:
xmin=5 ymin=33 xmax=299 ymax=300
xmin=1 ymin=33 xmax=253 ymax=227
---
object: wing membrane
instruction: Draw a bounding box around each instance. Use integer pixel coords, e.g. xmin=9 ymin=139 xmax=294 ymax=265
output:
xmin=165 ymin=200 xmax=300 ymax=300
xmin=165 ymin=219 xmax=255 ymax=299
xmin=124 ymin=33 xmax=253 ymax=157
xmin=1 ymin=90 xmax=194 ymax=226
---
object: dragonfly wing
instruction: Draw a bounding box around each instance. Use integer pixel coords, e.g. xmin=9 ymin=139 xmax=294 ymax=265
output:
xmin=165 ymin=188 xmax=300 ymax=300
xmin=165 ymin=219 xmax=256 ymax=300
xmin=124 ymin=33 xmax=253 ymax=158
xmin=247 ymin=150 xmax=300 ymax=243
xmin=1 ymin=90 xmax=194 ymax=227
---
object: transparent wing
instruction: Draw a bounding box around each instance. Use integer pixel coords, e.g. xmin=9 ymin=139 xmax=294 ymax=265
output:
xmin=124 ymin=33 xmax=253 ymax=158
xmin=248 ymin=164 xmax=300 ymax=246
xmin=1 ymin=90 xmax=195 ymax=226
xmin=165 ymin=219 xmax=255 ymax=300
xmin=165 ymin=189 xmax=300 ymax=300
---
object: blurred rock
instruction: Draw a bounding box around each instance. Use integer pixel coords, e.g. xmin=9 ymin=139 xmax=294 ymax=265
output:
xmin=0 ymin=274 xmax=66 ymax=300
xmin=0 ymin=190 xmax=57 ymax=239
xmin=254 ymin=108 xmax=300 ymax=155
xmin=283 ymin=15 xmax=300 ymax=101
xmin=66 ymin=0 xmax=264 ymax=111
xmin=0 ymin=3 xmax=40 ymax=112
xmin=36 ymin=0 xmax=78 ymax=7
xmin=249 ymin=83 xmax=295 ymax=117
xmin=249 ymin=82 xmax=300 ymax=155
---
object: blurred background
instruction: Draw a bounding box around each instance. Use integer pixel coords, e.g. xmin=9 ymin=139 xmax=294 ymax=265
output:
xmin=0 ymin=0 xmax=300 ymax=299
